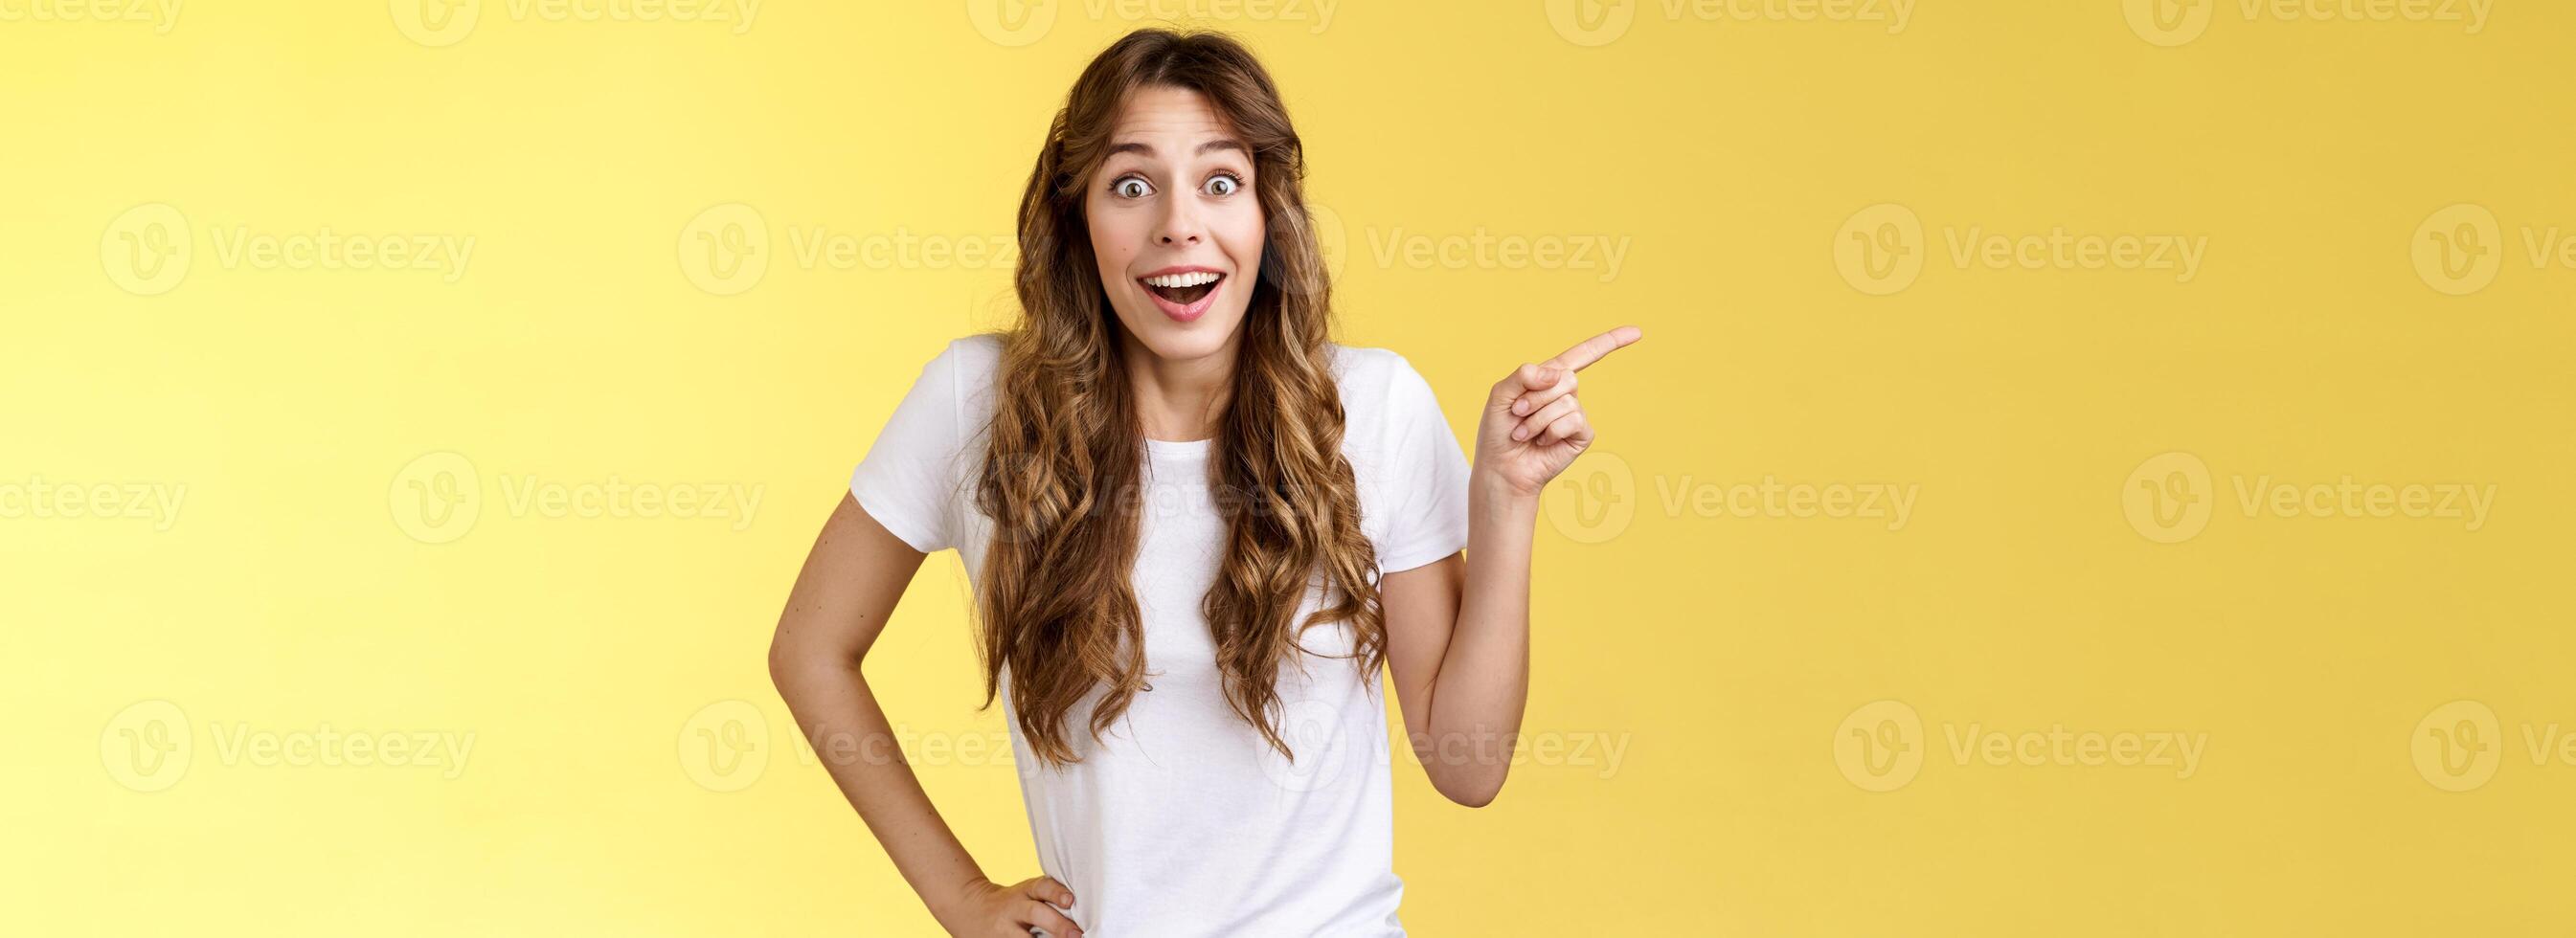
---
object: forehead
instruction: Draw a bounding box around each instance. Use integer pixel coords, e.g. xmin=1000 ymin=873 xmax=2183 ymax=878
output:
xmin=1106 ymin=85 xmax=1234 ymax=146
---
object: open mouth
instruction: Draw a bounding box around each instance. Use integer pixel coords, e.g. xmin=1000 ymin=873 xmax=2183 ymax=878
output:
xmin=1139 ymin=270 xmax=1225 ymax=322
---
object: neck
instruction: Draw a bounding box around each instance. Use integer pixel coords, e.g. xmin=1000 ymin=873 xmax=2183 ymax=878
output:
xmin=1120 ymin=328 xmax=1239 ymax=443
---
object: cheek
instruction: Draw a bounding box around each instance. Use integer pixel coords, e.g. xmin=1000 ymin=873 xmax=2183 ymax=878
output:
xmin=1087 ymin=200 xmax=1139 ymax=270
xmin=1217 ymin=207 xmax=1266 ymax=267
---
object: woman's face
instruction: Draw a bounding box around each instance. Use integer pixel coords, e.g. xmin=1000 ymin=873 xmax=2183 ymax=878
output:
xmin=1086 ymin=85 xmax=1264 ymax=365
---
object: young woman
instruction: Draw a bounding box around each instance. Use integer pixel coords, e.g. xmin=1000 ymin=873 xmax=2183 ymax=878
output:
xmin=768 ymin=29 xmax=1638 ymax=937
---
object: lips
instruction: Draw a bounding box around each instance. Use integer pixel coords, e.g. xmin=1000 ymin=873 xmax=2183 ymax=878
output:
xmin=1137 ymin=266 xmax=1226 ymax=323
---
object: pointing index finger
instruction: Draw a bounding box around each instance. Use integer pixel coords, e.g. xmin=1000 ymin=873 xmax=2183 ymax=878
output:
xmin=1542 ymin=325 xmax=1644 ymax=372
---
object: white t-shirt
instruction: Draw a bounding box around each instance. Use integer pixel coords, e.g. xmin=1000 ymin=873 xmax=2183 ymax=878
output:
xmin=848 ymin=334 xmax=1470 ymax=937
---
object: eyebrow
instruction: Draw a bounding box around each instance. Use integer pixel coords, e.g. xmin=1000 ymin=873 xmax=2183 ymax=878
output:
xmin=1104 ymin=139 xmax=1248 ymax=159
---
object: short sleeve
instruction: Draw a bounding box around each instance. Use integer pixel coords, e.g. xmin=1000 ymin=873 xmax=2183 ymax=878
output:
xmin=848 ymin=341 xmax=978 ymax=553
xmin=1373 ymin=356 xmax=1471 ymax=574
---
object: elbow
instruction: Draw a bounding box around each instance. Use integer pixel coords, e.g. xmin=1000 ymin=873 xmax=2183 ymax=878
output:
xmin=765 ymin=628 xmax=809 ymax=692
xmin=767 ymin=627 xmax=862 ymax=693
xmin=1414 ymin=728 xmax=1512 ymax=807
xmin=1447 ymin=788 xmax=1499 ymax=809
xmin=1434 ymin=769 xmax=1509 ymax=809
xmin=765 ymin=638 xmax=795 ymax=695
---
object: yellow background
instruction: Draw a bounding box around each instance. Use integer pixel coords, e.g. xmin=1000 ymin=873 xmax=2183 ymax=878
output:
xmin=8 ymin=0 xmax=2573 ymax=934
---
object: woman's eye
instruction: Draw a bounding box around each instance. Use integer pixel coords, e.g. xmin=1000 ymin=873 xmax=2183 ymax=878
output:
xmin=1113 ymin=176 xmax=1152 ymax=199
xmin=1204 ymin=174 xmax=1242 ymax=197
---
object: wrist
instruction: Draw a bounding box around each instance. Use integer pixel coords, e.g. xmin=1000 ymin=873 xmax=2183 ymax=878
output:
xmin=927 ymin=874 xmax=992 ymax=924
xmin=1469 ymin=469 xmax=1541 ymax=515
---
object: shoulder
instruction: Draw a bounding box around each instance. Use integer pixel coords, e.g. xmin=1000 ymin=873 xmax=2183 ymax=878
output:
xmin=929 ymin=332 xmax=1006 ymax=379
xmin=905 ymin=333 xmax=1006 ymax=413
xmin=1327 ymin=343 xmax=1452 ymax=451
xmin=1327 ymin=343 xmax=1471 ymax=556
xmin=870 ymin=334 xmax=1006 ymax=452
xmin=1327 ymin=343 xmax=1435 ymax=405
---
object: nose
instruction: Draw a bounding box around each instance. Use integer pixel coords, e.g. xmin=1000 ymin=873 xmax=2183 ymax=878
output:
xmin=1153 ymin=193 xmax=1204 ymax=247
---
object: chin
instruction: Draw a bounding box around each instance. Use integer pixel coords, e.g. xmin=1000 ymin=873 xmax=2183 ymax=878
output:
xmin=1113 ymin=293 xmax=1249 ymax=364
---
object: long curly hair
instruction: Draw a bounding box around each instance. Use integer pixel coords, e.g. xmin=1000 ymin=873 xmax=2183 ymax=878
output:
xmin=973 ymin=29 xmax=1379 ymax=769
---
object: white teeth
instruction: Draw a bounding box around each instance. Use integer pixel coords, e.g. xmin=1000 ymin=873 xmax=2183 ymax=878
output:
xmin=1142 ymin=271 xmax=1221 ymax=288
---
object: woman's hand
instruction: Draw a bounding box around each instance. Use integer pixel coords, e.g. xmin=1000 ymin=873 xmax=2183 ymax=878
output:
xmin=1475 ymin=326 xmax=1643 ymax=500
xmin=936 ymin=875 xmax=1082 ymax=937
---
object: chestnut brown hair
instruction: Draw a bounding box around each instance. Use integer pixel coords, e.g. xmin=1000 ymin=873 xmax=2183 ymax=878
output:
xmin=975 ymin=29 xmax=1377 ymax=768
